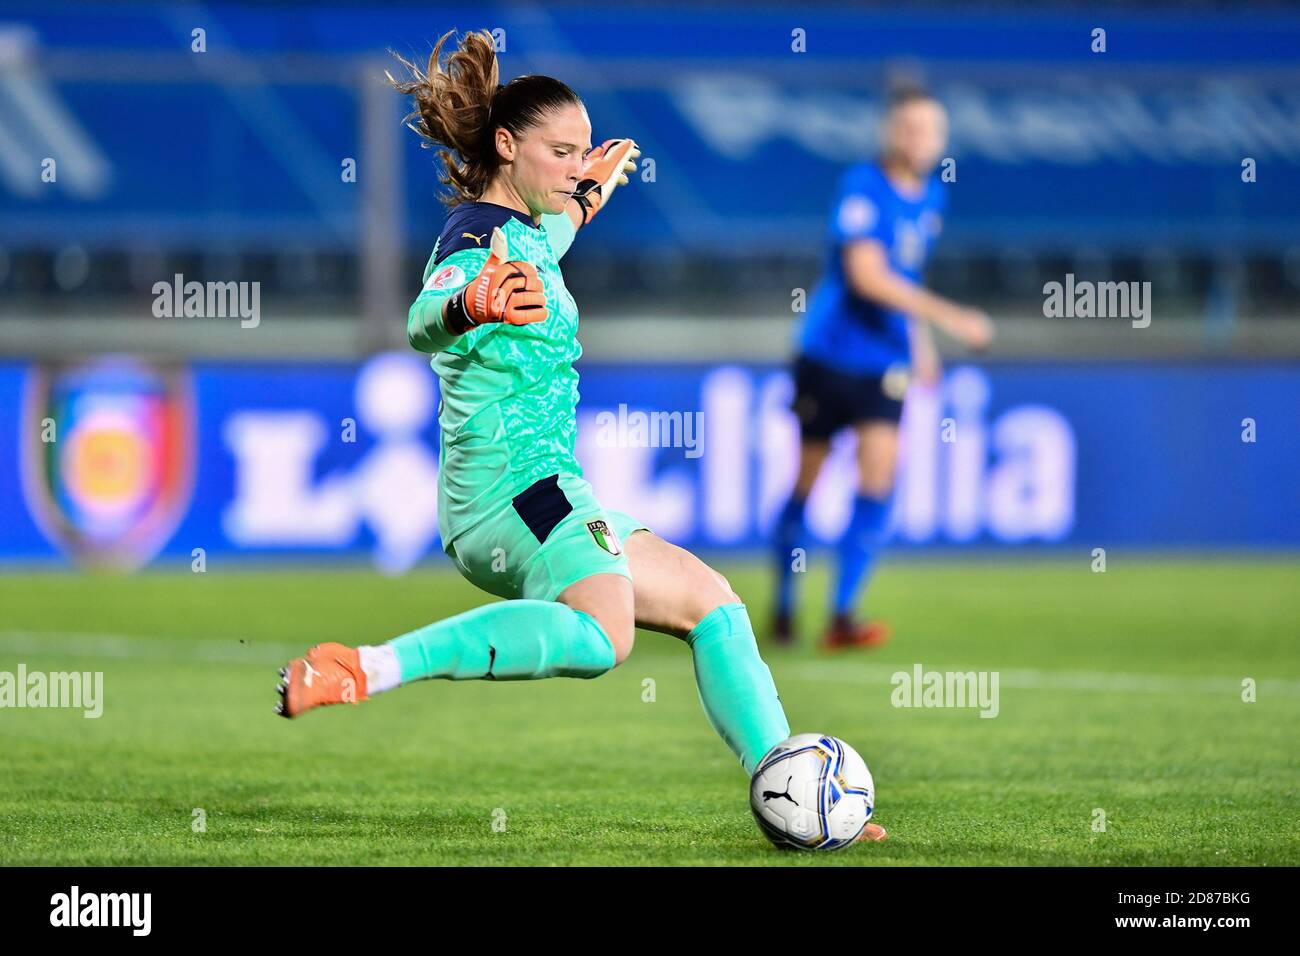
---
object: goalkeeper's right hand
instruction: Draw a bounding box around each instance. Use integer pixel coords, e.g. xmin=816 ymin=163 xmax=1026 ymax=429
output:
xmin=443 ymin=227 xmax=549 ymax=334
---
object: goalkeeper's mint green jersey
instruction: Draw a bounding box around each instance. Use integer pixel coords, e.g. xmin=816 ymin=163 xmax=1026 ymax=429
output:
xmin=407 ymin=200 xmax=583 ymax=545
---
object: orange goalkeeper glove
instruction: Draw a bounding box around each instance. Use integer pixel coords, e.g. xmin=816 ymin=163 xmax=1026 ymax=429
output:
xmin=443 ymin=227 xmax=549 ymax=334
xmin=571 ymin=138 xmax=640 ymax=226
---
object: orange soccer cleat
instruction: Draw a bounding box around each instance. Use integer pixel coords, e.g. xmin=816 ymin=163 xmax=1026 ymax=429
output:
xmin=857 ymin=822 xmax=889 ymax=843
xmin=275 ymin=642 xmax=369 ymax=719
xmin=821 ymin=614 xmax=891 ymax=652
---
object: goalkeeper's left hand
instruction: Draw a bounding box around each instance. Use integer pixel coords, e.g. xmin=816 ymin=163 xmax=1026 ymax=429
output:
xmin=571 ymin=139 xmax=640 ymax=226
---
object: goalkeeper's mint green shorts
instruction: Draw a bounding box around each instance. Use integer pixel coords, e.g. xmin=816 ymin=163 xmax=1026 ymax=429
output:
xmin=443 ymin=472 xmax=651 ymax=603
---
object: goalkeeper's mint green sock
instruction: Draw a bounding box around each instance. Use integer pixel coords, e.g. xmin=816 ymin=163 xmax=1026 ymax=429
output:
xmin=385 ymin=600 xmax=616 ymax=684
xmin=686 ymin=603 xmax=790 ymax=775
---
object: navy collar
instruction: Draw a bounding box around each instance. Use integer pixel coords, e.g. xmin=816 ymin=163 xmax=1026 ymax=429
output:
xmin=470 ymin=199 xmax=540 ymax=230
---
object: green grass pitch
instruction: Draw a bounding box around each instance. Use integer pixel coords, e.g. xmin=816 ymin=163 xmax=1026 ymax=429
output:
xmin=1 ymin=557 xmax=1297 ymax=866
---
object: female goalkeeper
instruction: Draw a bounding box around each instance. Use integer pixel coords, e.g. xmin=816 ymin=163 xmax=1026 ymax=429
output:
xmin=274 ymin=30 xmax=825 ymax=796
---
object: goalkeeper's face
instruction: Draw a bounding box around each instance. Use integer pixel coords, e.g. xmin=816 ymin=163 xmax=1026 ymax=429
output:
xmin=504 ymin=104 xmax=593 ymax=217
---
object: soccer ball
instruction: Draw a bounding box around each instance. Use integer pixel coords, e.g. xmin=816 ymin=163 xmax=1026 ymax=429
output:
xmin=750 ymin=733 xmax=875 ymax=850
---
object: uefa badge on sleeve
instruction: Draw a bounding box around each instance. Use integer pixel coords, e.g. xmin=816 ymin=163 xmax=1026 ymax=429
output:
xmin=425 ymin=263 xmax=465 ymax=291
xmin=586 ymin=519 xmax=623 ymax=555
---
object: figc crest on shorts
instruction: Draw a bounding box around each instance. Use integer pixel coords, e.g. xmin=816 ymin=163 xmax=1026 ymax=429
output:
xmin=586 ymin=519 xmax=623 ymax=555
xmin=881 ymin=363 xmax=911 ymax=401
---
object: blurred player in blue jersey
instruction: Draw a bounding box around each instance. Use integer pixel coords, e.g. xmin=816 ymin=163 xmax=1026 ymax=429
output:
xmin=772 ymin=88 xmax=993 ymax=649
